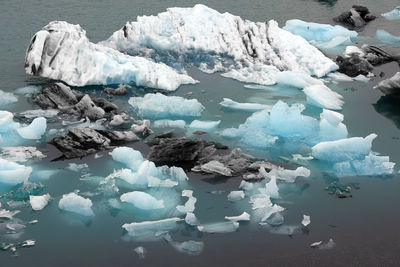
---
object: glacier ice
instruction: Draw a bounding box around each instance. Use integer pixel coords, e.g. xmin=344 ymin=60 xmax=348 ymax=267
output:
xmin=199 ymin=160 xmax=233 ymax=176
xmin=189 ymin=120 xmax=221 ymax=132
xmin=249 ymin=194 xmax=285 ymax=222
xmin=227 ymin=190 xmax=245 ymax=202
xmin=58 ymin=192 xmax=94 ymax=217
xmin=29 ymin=194 xmax=50 ymax=211
xmin=101 ymin=4 xmax=337 ymax=85
xmin=120 ymin=191 xmax=164 ymax=210
xmin=17 ymin=117 xmax=47 ymax=139
xmin=312 ymin=134 xmax=377 ymax=162
xmin=110 ymin=147 xmax=144 ymax=171
xmin=197 ymin=221 xmax=239 ymax=233
xmin=0 ymin=158 xmax=32 ymax=186
xmin=153 ymin=119 xmax=186 ymax=129
xmin=176 ymin=190 xmax=197 ymax=214
xmin=129 ymin=93 xmax=204 ymax=120
xmin=382 ymin=6 xmax=400 ymax=20
xmin=219 ymin=98 xmax=270 ymax=112
xmin=14 ymin=85 xmax=41 ymax=95
xmin=66 ymin=163 xmax=89 ymax=173
xmin=301 ymin=215 xmax=311 ymax=227
xmin=303 ymin=84 xmax=344 ymax=110
xmin=319 ymin=109 xmax=348 ymax=142
xmin=276 ymin=71 xmax=323 ymax=89
xmin=0 ymin=90 xmax=17 ymax=106
xmin=284 ymin=19 xmax=357 ymax=49
xmin=333 ymin=154 xmax=395 ymax=177
xmin=0 ymin=147 xmax=46 ymax=162
xmin=24 ymin=21 xmax=197 ymax=91
xmin=376 ymin=29 xmax=400 ymax=43
xmin=19 ymin=109 xmax=59 ymax=119
xmin=225 ymin=212 xmax=250 ymax=222
xmin=185 ymin=212 xmax=200 ymax=226
xmin=258 ymin=172 xmax=279 ymax=198
xmin=122 ymin=217 xmax=183 ymax=240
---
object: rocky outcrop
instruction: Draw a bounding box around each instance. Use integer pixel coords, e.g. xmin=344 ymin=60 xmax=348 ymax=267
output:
xmin=334 ymin=5 xmax=376 ymax=29
xmin=374 ymin=72 xmax=400 ymax=96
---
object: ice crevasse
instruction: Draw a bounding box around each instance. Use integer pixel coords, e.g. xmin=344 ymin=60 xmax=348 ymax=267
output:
xmin=24 ymin=4 xmax=338 ymax=90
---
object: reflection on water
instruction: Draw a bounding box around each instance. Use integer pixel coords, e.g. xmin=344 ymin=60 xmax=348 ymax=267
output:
xmin=374 ymin=95 xmax=400 ymax=129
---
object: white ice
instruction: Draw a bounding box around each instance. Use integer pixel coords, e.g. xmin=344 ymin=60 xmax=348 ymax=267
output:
xmin=301 ymin=215 xmax=311 ymax=226
xmin=225 ymin=212 xmax=250 ymax=222
xmin=219 ymin=98 xmax=270 ymax=112
xmin=0 ymin=147 xmax=46 ymax=162
xmin=129 ymin=93 xmax=204 ymax=120
xmin=303 ymin=84 xmax=344 ymax=110
xmin=30 ymin=194 xmax=50 ymax=211
xmin=250 ymin=194 xmax=285 ymax=222
xmin=189 ymin=120 xmax=221 ymax=132
xmin=17 ymin=117 xmax=46 ymax=139
xmin=25 ymin=21 xmax=197 ymax=91
xmin=227 ymin=190 xmax=245 ymax=201
xmin=176 ymin=190 xmax=197 ymax=214
xmin=110 ymin=147 xmax=144 ymax=171
xmin=58 ymin=192 xmax=94 ymax=217
xmin=0 ymin=158 xmax=32 ymax=185
xmin=197 ymin=221 xmax=239 ymax=233
xmin=276 ymin=71 xmax=323 ymax=89
xmin=333 ymin=154 xmax=395 ymax=176
xmin=0 ymin=90 xmax=17 ymax=106
xmin=120 ymin=191 xmax=164 ymax=210
xmin=122 ymin=217 xmax=183 ymax=240
xmin=153 ymin=119 xmax=186 ymax=129
xmin=185 ymin=212 xmax=200 ymax=226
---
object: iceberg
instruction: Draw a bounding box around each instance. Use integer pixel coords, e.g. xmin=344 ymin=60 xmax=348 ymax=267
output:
xmin=258 ymin=172 xmax=279 ymax=198
xmin=382 ymin=6 xmax=400 ymax=20
xmin=153 ymin=119 xmax=186 ymax=129
xmin=0 ymin=158 xmax=32 ymax=186
xmin=219 ymin=98 xmax=270 ymax=112
xmin=227 ymin=190 xmax=245 ymax=202
xmin=110 ymin=147 xmax=144 ymax=171
xmin=197 ymin=221 xmax=239 ymax=233
xmin=276 ymin=71 xmax=323 ymax=89
xmin=284 ymin=19 xmax=357 ymax=48
xmin=374 ymin=72 xmax=400 ymax=96
xmin=225 ymin=212 xmax=250 ymax=222
xmin=129 ymin=93 xmax=204 ymax=120
xmin=376 ymin=29 xmax=400 ymax=43
xmin=303 ymin=84 xmax=344 ymax=110
xmin=29 ymin=194 xmax=50 ymax=211
xmin=0 ymin=147 xmax=46 ymax=162
xmin=185 ymin=212 xmax=200 ymax=226
xmin=301 ymin=215 xmax=311 ymax=227
xmin=24 ymin=21 xmax=197 ymax=91
xmin=101 ymin=5 xmax=337 ymax=85
xmin=249 ymin=194 xmax=285 ymax=222
xmin=176 ymin=190 xmax=197 ymax=214
xmin=188 ymin=120 xmax=221 ymax=132
xmin=120 ymin=191 xmax=164 ymax=210
xmin=319 ymin=109 xmax=348 ymax=142
xmin=58 ymin=192 xmax=94 ymax=217
xmin=17 ymin=117 xmax=47 ymax=139
xmin=0 ymin=90 xmax=17 ymax=106
xmin=333 ymin=154 xmax=395 ymax=176
xmin=122 ymin=217 xmax=183 ymax=240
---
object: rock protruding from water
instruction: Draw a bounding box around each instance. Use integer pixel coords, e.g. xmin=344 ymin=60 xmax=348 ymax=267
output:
xmin=50 ymin=127 xmax=140 ymax=158
xmin=334 ymin=5 xmax=376 ymax=29
xmin=34 ymin=83 xmax=120 ymax=121
xmin=374 ymin=72 xmax=400 ymax=96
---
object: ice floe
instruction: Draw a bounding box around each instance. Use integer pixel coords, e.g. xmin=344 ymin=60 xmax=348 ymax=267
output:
xmin=188 ymin=120 xmax=221 ymax=132
xmin=303 ymin=84 xmax=344 ymax=110
xmin=197 ymin=221 xmax=239 ymax=233
xmin=227 ymin=190 xmax=245 ymax=202
xmin=301 ymin=215 xmax=311 ymax=227
xmin=129 ymin=93 xmax=204 ymax=120
xmin=24 ymin=21 xmax=197 ymax=90
xmin=29 ymin=194 xmax=50 ymax=211
xmin=58 ymin=192 xmax=94 ymax=217
xmin=219 ymin=98 xmax=270 ymax=112
xmin=120 ymin=191 xmax=164 ymax=210
xmin=153 ymin=119 xmax=186 ymax=129
xmin=122 ymin=217 xmax=183 ymax=241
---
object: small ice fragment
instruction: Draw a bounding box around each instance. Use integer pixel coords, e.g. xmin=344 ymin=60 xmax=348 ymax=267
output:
xmin=122 ymin=217 xmax=183 ymax=240
xmin=172 ymin=240 xmax=204 ymax=255
xmin=197 ymin=221 xmax=239 ymax=233
xmin=94 ymin=153 xmax=103 ymax=159
xmin=258 ymin=172 xmax=279 ymax=198
xmin=319 ymin=238 xmax=336 ymax=249
xmin=29 ymin=194 xmax=50 ymax=211
xmin=17 ymin=117 xmax=47 ymax=139
xmin=310 ymin=241 xmax=323 ymax=248
xmin=67 ymin=163 xmax=89 ymax=173
xmin=189 ymin=120 xmax=221 ymax=132
xmin=266 ymin=212 xmax=284 ymax=226
xmin=176 ymin=190 xmax=197 ymax=214
xmin=0 ymin=90 xmax=18 ymax=106
xmin=58 ymin=192 xmax=94 ymax=217
xmin=219 ymin=98 xmax=270 ymax=112
xmin=185 ymin=212 xmax=200 ymax=226
xmin=120 ymin=191 xmax=164 ymax=210
xmin=134 ymin=246 xmax=147 ymax=259
xmin=225 ymin=212 xmax=250 ymax=222
xmin=292 ymin=154 xmax=313 ymax=162
xmin=227 ymin=190 xmax=245 ymax=201
xmin=0 ymin=209 xmax=20 ymax=219
xmin=301 ymin=215 xmax=311 ymax=227
xmin=153 ymin=119 xmax=186 ymax=129
xmin=200 ymin=160 xmax=232 ymax=176
xmin=21 ymin=240 xmax=35 ymax=247
xmin=110 ymin=147 xmax=144 ymax=171
xmin=28 ymin=219 xmax=39 ymax=224
xmin=110 ymin=114 xmax=125 ymax=126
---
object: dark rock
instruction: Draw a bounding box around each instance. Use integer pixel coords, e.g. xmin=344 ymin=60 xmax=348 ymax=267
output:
xmin=104 ymin=84 xmax=128 ymax=95
xmin=34 ymin=82 xmax=82 ymax=109
xmin=50 ymin=127 xmax=140 ymax=158
xmin=336 ymin=54 xmax=373 ymax=77
xmin=374 ymin=72 xmax=400 ymax=96
xmin=334 ymin=5 xmax=375 ymax=29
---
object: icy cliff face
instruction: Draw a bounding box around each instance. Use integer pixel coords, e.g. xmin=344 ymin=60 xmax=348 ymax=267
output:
xmin=24 ymin=21 xmax=197 ymax=91
xmin=101 ymin=4 xmax=338 ymax=85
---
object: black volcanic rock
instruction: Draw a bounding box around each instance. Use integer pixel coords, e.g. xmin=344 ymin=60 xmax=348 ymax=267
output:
xmin=334 ymin=5 xmax=376 ymax=29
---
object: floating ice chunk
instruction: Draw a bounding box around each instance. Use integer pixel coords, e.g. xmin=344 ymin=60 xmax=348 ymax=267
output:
xmin=129 ymin=93 xmax=204 ymax=120
xmin=0 ymin=90 xmax=17 ymax=106
xmin=301 ymin=215 xmax=311 ymax=227
xmin=292 ymin=154 xmax=313 ymax=162
xmin=266 ymin=212 xmax=284 ymax=226
xmin=120 ymin=191 xmax=164 ymax=210
xmin=312 ymin=134 xmax=377 ymax=162
xmin=227 ymin=190 xmax=245 ymax=202
xmin=14 ymin=85 xmax=41 ymax=95
xmin=270 ymin=225 xmax=300 ymax=235
xmin=276 ymin=71 xmax=323 ymax=89
xmin=220 ymin=98 xmax=271 ymax=112
xmin=122 ymin=217 xmax=183 ymax=240
xmin=176 ymin=190 xmax=197 ymax=214
xmin=0 ymin=208 xmax=20 ymax=219
xmin=185 ymin=212 xmax=200 ymax=226
xmin=261 ymin=166 xmax=310 ymax=183
xmin=310 ymin=241 xmax=323 ymax=248
xmin=333 ymin=154 xmax=395 ymax=176
xmin=221 ymin=64 xmax=278 ymax=85
xmin=303 ymin=84 xmax=343 ymax=110
xmin=148 ymin=176 xmax=178 ymax=188
xmin=110 ymin=115 xmax=125 ymax=126
xmin=239 ymin=180 xmax=255 ymax=191
xmin=25 ymin=21 xmax=197 ymax=90
xmin=319 ymin=109 xmax=348 ymax=142
xmin=104 ymin=169 xmax=137 ymax=186
xmin=171 ymin=240 xmax=204 ymax=255
xmin=284 ymin=19 xmax=357 ymax=47
xmin=250 ymin=194 xmax=285 ymax=222
xmin=0 ymin=147 xmax=46 ymax=162
xmin=318 ymin=238 xmax=336 ymax=250
xmin=17 ymin=117 xmax=46 ymax=139
xmin=354 ymin=74 xmax=370 ymax=83
xmin=134 ymin=246 xmax=147 ymax=259
xmin=327 ymin=72 xmax=353 ymax=82
xmin=200 ymin=160 xmax=232 ymax=176
xmin=197 ymin=221 xmax=239 ymax=233
xmin=376 ymin=29 xmax=400 ymax=43
xmin=0 ymin=158 xmax=32 ymax=185
xmin=382 ymin=6 xmax=400 ymax=20
xmin=225 ymin=212 xmax=250 ymax=222
xmin=110 ymin=147 xmax=144 ymax=171
xmin=258 ymin=172 xmax=279 ymax=198
xmin=344 ymin=46 xmax=365 ymax=57
xmin=58 ymin=192 xmax=94 ymax=217
xmin=153 ymin=119 xmax=186 ymax=129
xmin=19 ymin=109 xmax=59 ymax=119
xmin=66 ymin=163 xmax=89 ymax=173
xmin=29 ymin=194 xmax=50 ymax=211
xmin=189 ymin=120 xmax=220 ymax=132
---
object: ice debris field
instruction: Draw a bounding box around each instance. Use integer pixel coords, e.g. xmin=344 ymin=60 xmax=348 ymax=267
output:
xmin=0 ymin=3 xmax=398 ymax=259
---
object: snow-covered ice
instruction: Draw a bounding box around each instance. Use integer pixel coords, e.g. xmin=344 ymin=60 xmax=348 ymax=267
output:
xmin=129 ymin=93 xmax=204 ymax=120
xmin=30 ymin=194 xmax=50 ymax=211
xmin=58 ymin=192 xmax=94 ymax=217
